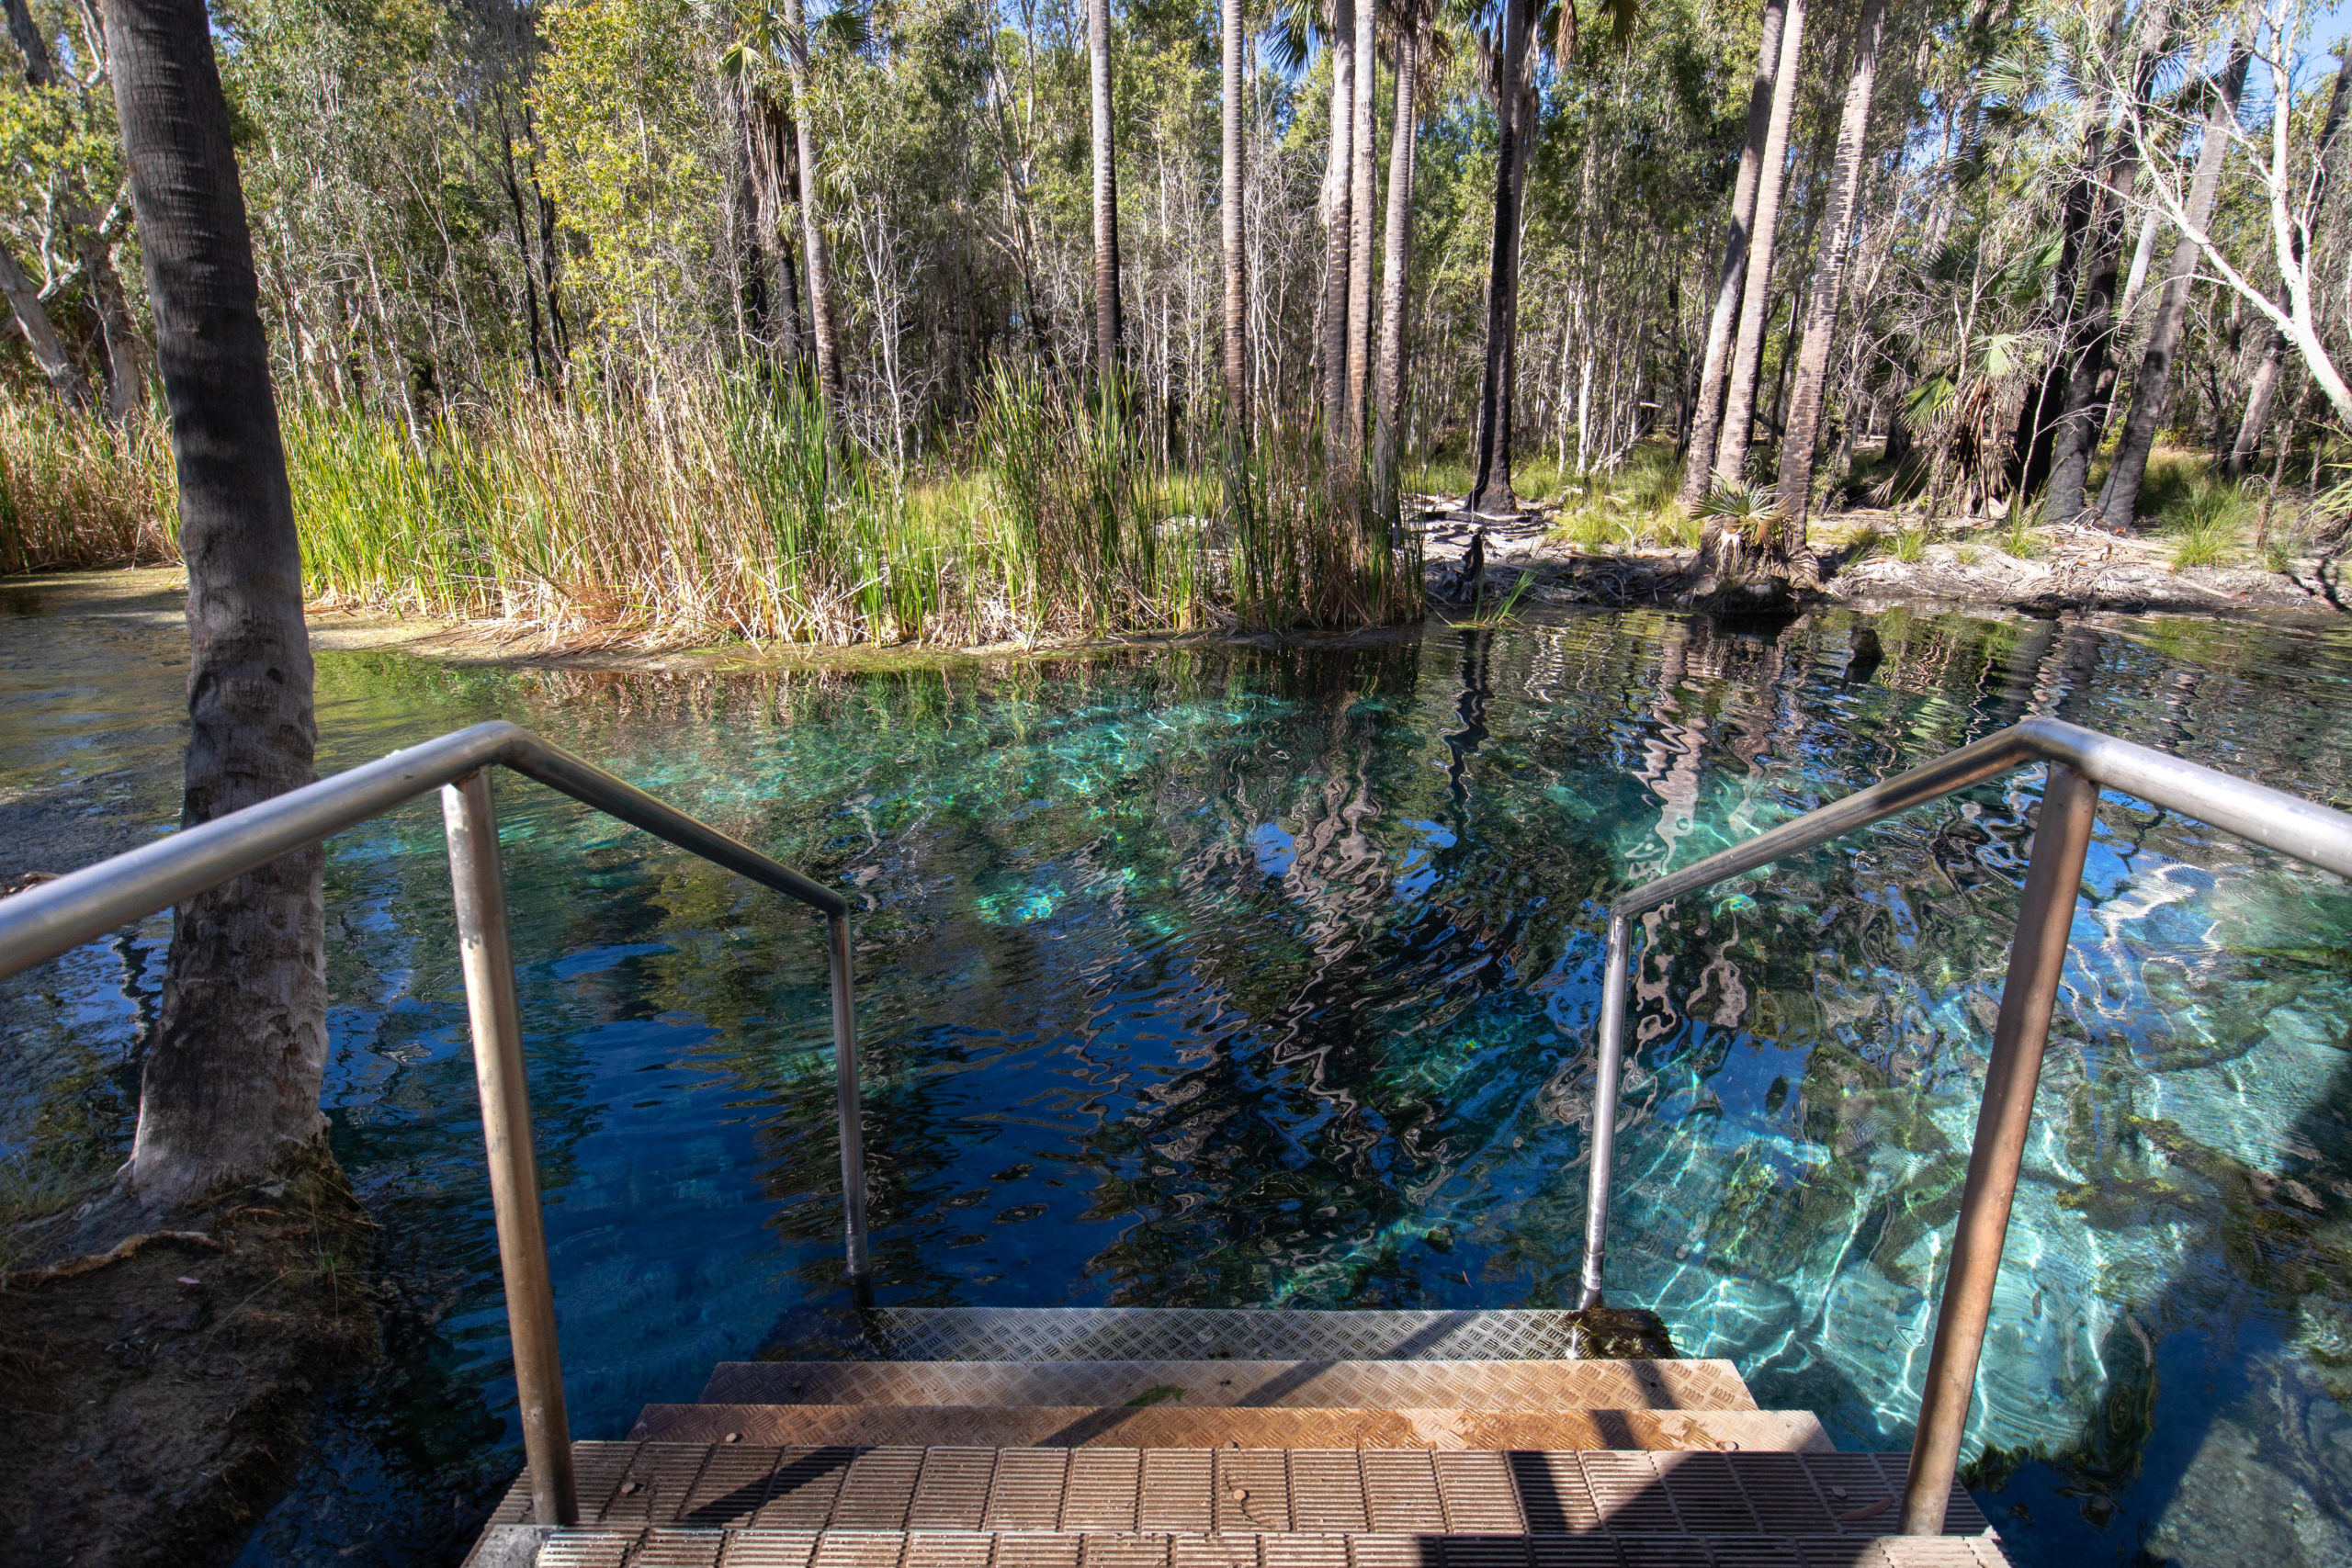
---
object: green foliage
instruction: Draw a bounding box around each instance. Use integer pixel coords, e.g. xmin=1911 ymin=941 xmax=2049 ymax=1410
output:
xmin=1890 ymin=526 xmax=1930 ymax=563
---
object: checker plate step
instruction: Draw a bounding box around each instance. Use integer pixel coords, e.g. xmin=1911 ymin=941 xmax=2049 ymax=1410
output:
xmin=799 ymin=1310 xmax=1668 ymax=1364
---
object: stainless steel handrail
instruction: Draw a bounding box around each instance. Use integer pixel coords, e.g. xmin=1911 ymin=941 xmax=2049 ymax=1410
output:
xmin=0 ymin=719 xmax=873 ymax=1528
xmin=1577 ymin=715 xmax=2352 ymax=1536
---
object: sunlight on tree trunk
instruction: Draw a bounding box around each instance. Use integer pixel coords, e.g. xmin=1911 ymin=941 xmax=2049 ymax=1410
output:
xmin=1373 ymin=19 xmax=1419 ymax=502
xmin=1220 ymin=0 xmax=1248 ymax=431
xmin=1088 ymin=0 xmax=1121 ymax=389
xmin=1344 ymin=0 xmax=1376 ymax=457
xmin=1710 ymin=0 xmax=1804 ymax=501
xmin=103 ymin=0 xmax=326 ymax=1206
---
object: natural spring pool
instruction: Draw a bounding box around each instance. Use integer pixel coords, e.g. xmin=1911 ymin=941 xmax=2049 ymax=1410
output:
xmin=3 ymin=577 xmax=2349 ymax=1568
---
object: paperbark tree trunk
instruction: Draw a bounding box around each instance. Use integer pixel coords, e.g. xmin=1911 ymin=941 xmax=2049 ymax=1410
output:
xmin=1319 ymin=0 xmax=1354 ymax=442
xmin=1774 ymin=0 xmax=1886 ymax=559
xmin=2098 ymin=39 xmax=2250 ymax=525
xmin=1679 ymin=0 xmax=1786 ymax=512
xmin=1088 ymin=0 xmax=1121 ymax=389
xmin=1344 ymin=0 xmax=1377 ymax=456
xmin=1373 ymin=24 xmax=1418 ymax=493
xmin=1464 ymin=0 xmax=1532 ymax=516
xmin=1220 ymin=0 xmax=1248 ymax=429
xmin=0 ymin=238 xmax=90 ymax=406
xmin=1711 ymin=0 xmax=1805 ymax=495
xmin=783 ymin=0 xmax=842 ymax=415
xmin=104 ymin=0 xmax=326 ymax=1204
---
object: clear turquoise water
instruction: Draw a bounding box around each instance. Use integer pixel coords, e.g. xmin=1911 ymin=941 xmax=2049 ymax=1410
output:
xmin=4 ymin=584 xmax=2351 ymax=1566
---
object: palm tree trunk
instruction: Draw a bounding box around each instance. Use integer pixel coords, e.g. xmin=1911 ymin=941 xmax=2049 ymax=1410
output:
xmin=1320 ymin=0 xmax=1354 ymax=442
xmin=1774 ymin=0 xmax=1887 ymax=559
xmin=102 ymin=0 xmax=325 ymax=1202
xmin=782 ymin=0 xmax=842 ymax=414
xmin=1373 ymin=23 xmax=1418 ymax=493
xmin=1088 ymin=0 xmax=1122 ymax=389
xmin=1678 ymin=0 xmax=1787 ymax=513
xmin=1344 ymin=0 xmax=1377 ymax=456
xmin=2043 ymin=0 xmax=2177 ymax=521
xmin=1464 ymin=0 xmax=1532 ymax=516
xmin=0 ymin=238 xmax=91 ymax=406
xmin=2098 ymin=39 xmax=2250 ymax=525
xmin=1711 ymin=0 xmax=1806 ymax=496
xmin=1220 ymin=0 xmax=1247 ymax=429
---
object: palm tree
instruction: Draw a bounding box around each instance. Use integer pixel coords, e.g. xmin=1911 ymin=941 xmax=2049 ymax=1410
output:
xmin=1677 ymin=0 xmax=1788 ymax=513
xmin=102 ymin=0 xmax=325 ymax=1201
xmin=1773 ymin=0 xmax=1888 ymax=565
xmin=1320 ymin=0 xmax=1355 ymax=441
xmin=1709 ymin=0 xmax=1806 ymax=497
xmin=781 ymin=0 xmax=844 ymax=414
xmin=1373 ymin=0 xmax=1430 ymax=496
xmin=1222 ymin=0 xmax=1249 ymax=429
xmin=1089 ymin=0 xmax=1123 ymax=387
xmin=1464 ymin=0 xmax=1534 ymax=516
xmin=1344 ymin=0 xmax=1378 ymax=454
xmin=2099 ymin=38 xmax=2250 ymax=525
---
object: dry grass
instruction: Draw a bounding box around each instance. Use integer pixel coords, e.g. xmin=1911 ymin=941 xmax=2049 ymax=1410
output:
xmin=0 ymin=402 xmax=176 ymax=573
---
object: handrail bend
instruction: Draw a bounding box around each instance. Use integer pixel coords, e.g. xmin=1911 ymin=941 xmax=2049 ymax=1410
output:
xmin=1577 ymin=716 xmax=2352 ymax=1537
xmin=0 ymin=720 xmax=873 ymax=1528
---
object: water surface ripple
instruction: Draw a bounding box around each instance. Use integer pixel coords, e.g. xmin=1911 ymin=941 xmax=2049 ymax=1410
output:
xmin=3 ymin=585 xmax=2349 ymax=1567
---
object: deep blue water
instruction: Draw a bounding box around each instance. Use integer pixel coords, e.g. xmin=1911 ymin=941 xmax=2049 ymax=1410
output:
xmin=4 ymin=581 xmax=2351 ymax=1567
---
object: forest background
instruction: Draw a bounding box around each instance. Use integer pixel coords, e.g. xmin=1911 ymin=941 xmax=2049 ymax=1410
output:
xmin=4 ymin=0 xmax=2351 ymax=645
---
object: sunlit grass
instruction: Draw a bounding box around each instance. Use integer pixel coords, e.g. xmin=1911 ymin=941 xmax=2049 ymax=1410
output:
xmin=0 ymin=400 xmax=175 ymax=572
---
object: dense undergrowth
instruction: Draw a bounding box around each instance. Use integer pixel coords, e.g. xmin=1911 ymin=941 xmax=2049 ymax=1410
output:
xmin=0 ymin=372 xmax=1420 ymax=645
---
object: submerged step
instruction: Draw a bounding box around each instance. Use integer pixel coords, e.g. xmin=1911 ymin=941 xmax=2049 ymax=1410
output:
xmin=791 ymin=1308 xmax=1672 ymax=1364
xmin=631 ymin=1403 xmax=1830 ymax=1453
xmin=480 ymin=1442 xmax=1992 ymax=1540
xmin=697 ymin=1360 xmax=1757 ymax=1414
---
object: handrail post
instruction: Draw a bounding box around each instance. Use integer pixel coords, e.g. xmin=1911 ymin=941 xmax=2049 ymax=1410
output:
xmin=1579 ymin=911 xmax=1633 ymax=1310
xmin=829 ymin=911 xmax=873 ymax=1307
xmin=443 ymin=771 xmax=577 ymax=1528
xmin=1899 ymin=761 xmax=2098 ymax=1533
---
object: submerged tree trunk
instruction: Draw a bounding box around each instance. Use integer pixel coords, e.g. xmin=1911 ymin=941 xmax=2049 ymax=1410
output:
xmin=1373 ymin=24 xmax=1419 ymax=494
xmin=104 ymin=0 xmax=325 ymax=1203
xmin=1465 ymin=0 xmax=1532 ymax=516
xmin=1678 ymin=0 xmax=1786 ymax=513
xmin=783 ymin=0 xmax=842 ymax=414
xmin=1344 ymin=0 xmax=1377 ymax=456
xmin=1775 ymin=0 xmax=1886 ymax=562
xmin=1319 ymin=0 xmax=1355 ymax=443
xmin=1220 ymin=0 xmax=1247 ymax=429
xmin=1087 ymin=0 xmax=1121 ymax=389
xmin=1711 ymin=0 xmax=1806 ymax=494
xmin=2099 ymin=39 xmax=2250 ymax=525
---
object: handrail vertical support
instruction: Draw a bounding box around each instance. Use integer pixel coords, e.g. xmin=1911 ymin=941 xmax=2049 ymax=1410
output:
xmin=443 ymin=770 xmax=577 ymax=1529
xmin=1899 ymin=761 xmax=2098 ymax=1534
xmin=829 ymin=910 xmax=874 ymax=1307
xmin=1579 ymin=910 xmax=1634 ymax=1310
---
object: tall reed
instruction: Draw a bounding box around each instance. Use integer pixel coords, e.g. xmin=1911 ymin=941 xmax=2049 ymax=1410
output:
xmin=4 ymin=365 xmax=1422 ymax=644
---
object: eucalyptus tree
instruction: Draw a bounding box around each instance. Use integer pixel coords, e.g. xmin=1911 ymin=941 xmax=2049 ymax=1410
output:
xmin=1679 ymin=0 xmax=1787 ymax=512
xmin=102 ymin=0 xmax=325 ymax=1201
xmin=1775 ymin=0 xmax=1891 ymax=560
xmin=1709 ymin=0 xmax=1805 ymax=494
xmin=1223 ymin=0 xmax=1249 ymax=425
xmin=783 ymin=0 xmax=846 ymax=412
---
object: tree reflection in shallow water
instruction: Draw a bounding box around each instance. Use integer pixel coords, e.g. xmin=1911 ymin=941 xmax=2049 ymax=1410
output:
xmin=2 ymin=592 xmax=2349 ymax=1566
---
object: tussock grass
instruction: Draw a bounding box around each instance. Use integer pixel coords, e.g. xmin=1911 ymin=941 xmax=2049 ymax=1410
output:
xmin=1544 ymin=444 xmax=1692 ymax=550
xmin=7 ymin=369 xmax=1421 ymax=644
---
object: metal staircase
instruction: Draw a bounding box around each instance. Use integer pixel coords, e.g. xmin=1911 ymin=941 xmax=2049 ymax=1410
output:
xmin=467 ymin=1307 xmax=2003 ymax=1568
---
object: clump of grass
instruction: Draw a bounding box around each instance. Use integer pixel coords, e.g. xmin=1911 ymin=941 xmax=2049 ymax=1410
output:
xmin=1890 ymin=526 xmax=1930 ymax=563
xmin=1546 ymin=444 xmax=1687 ymax=550
xmin=2158 ymin=476 xmax=2252 ymax=571
xmin=1999 ymin=502 xmax=2045 ymax=558
xmin=1953 ymin=543 xmax=1981 ymax=566
xmin=0 ymin=400 xmax=176 ymax=572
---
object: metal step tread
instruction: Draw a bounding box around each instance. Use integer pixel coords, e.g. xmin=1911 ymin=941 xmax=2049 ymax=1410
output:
xmin=794 ymin=1310 xmax=1671 ymax=1365
xmin=472 ymin=1525 xmax=2012 ymax=1568
xmin=699 ymin=1361 xmax=1757 ymax=1414
xmin=632 ymin=1404 xmax=1829 ymax=1453
xmin=482 ymin=1442 xmax=1991 ymax=1540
